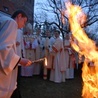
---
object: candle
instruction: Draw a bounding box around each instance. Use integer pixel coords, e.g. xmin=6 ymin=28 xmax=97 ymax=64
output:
xmin=44 ymin=57 xmax=47 ymax=66
xmin=31 ymin=57 xmax=48 ymax=80
xmin=32 ymin=58 xmax=45 ymax=63
xmin=43 ymin=57 xmax=47 ymax=80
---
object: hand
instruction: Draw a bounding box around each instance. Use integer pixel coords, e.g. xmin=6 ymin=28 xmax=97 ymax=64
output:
xmin=19 ymin=58 xmax=32 ymax=66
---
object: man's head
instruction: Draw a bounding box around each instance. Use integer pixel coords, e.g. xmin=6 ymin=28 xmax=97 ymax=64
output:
xmin=46 ymin=31 xmax=51 ymax=37
xmin=11 ymin=10 xmax=28 ymax=29
xmin=54 ymin=30 xmax=60 ymax=38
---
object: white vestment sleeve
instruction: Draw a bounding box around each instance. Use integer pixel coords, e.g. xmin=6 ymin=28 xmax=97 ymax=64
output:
xmin=0 ymin=45 xmax=20 ymax=75
xmin=0 ymin=19 xmax=20 ymax=75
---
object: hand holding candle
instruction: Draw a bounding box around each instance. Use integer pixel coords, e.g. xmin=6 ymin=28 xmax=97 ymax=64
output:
xmin=19 ymin=58 xmax=32 ymax=66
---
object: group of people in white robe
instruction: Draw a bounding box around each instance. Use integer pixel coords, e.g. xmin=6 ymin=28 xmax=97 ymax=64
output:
xmin=18 ymin=29 xmax=79 ymax=83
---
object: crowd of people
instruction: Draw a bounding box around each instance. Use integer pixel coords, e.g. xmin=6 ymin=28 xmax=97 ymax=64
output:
xmin=20 ymin=28 xmax=79 ymax=83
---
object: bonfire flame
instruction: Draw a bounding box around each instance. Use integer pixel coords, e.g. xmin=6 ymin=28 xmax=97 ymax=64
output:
xmin=66 ymin=2 xmax=98 ymax=98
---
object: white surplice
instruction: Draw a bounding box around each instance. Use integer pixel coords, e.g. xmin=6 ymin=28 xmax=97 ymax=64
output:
xmin=64 ymin=39 xmax=74 ymax=79
xmin=21 ymin=36 xmax=37 ymax=76
xmin=44 ymin=37 xmax=55 ymax=69
xmin=50 ymin=37 xmax=66 ymax=83
xmin=0 ymin=16 xmax=20 ymax=98
xmin=43 ymin=37 xmax=55 ymax=79
xmin=33 ymin=35 xmax=42 ymax=75
xmin=16 ymin=29 xmax=28 ymax=76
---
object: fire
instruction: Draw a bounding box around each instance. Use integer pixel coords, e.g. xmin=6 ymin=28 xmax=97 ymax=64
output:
xmin=45 ymin=57 xmax=47 ymax=66
xmin=66 ymin=2 xmax=98 ymax=98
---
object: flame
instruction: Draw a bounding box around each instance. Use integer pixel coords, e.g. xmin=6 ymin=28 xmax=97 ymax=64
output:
xmin=45 ymin=57 xmax=47 ymax=66
xmin=66 ymin=2 xmax=98 ymax=98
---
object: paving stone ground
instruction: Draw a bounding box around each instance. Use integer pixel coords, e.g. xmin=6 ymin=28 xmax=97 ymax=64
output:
xmin=19 ymin=68 xmax=82 ymax=98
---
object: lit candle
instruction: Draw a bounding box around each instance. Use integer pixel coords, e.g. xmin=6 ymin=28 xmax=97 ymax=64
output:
xmin=44 ymin=58 xmax=47 ymax=66
xmin=43 ymin=57 xmax=47 ymax=80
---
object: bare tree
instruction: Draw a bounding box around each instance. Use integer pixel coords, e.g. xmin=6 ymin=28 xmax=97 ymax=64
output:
xmin=34 ymin=0 xmax=98 ymax=39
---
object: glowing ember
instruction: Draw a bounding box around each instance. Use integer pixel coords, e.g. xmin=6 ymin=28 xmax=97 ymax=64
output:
xmin=66 ymin=2 xmax=98 ymax=98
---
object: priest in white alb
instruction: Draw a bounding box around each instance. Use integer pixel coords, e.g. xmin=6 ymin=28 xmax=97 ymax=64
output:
xmin=0 ymin=10 xmax=32 ymax=98
xmin=50 ymin=30 xmax=66 ymax=83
